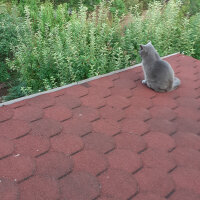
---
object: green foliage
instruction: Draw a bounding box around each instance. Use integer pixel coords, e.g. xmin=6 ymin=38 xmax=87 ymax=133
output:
xmin=3 ymin=82 xmax=26 ymax=101
xmin=0 ymin=5 xmax=20 ymax=83
xmin=4 ymin=0 xmax=101 ymax=12
xmin=110 ymin=0 xmax=127 ymax=16
xmin=6 ymin=1 xmax=131 ymax=97
xmin=124 ymin=0 xmax=198 ymax=63
xmin=177 ymin=0 xmax=200 ymax=17
xmin=189 ymin=0 xmax=200 ymax=15
xmin=68 ymin=0 xmax=101 ymax=11
xmin=1 ymin=0 xmax=200 ymax=101
xmin=189 ymin=13 xmax=200 ymax=59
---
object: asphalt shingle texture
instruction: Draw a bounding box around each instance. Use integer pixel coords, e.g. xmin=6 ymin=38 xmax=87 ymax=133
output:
xmin=0 ymin=54 xmax=200 ymax=200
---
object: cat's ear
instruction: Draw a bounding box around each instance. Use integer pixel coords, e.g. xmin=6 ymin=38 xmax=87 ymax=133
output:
xmin=140 ymin=45 xmax=147 ymax=52
xmin=140 ymin=45 xmax=144 ymax=50
xmin=148 ymin=41 xmax=152 ymax=44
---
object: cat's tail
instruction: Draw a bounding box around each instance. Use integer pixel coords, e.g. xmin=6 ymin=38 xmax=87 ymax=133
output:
xmin=171 ymin=77 xmax=181 ymax=91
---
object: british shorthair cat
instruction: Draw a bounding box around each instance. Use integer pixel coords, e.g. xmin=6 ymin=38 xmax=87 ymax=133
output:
xmin=139 ymin=41 xmax=180 ymax=92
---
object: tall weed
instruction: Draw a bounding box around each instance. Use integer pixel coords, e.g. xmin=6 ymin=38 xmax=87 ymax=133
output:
xmin=124 ymin=0 xmax=197 ymax=62
xmin=0 ymin=5 xmax=22 ymax=83
xmin=6 ymin=1 xmax=130 ymax=97
xmin=3 ymin=0 xmax=200 ymax=100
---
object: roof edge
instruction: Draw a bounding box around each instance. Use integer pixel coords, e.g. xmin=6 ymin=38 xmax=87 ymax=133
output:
xmin=0 ymin=52 xmax=180 ymax=107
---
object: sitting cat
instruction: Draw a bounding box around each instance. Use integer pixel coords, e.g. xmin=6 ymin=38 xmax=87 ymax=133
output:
xmin=139 ymin=41 xmax=180 ymax=92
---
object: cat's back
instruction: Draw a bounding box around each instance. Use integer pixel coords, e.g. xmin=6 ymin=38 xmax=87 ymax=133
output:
xmin=151 ymin=59 xmax=174 ymax=77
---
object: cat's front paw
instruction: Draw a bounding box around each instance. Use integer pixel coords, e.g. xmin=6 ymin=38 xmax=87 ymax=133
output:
xmin=142 ymin=80 xmax=147 ymax=85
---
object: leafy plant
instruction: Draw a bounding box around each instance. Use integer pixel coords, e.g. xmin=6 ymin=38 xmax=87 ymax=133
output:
xmin=6 ymin=1 xmax=131 ymax=97
xmin=110 ymin=0 xmax=127 ymax=16
xmin=124 ymin=0 xmax=198 ymax=62
xmin=189 ymin=12 xmax=200 ymax=59
xmin=1 ymin=0 xmax=200 ymax=101
xmin=0 ymin=5 xmax=21 ymax=83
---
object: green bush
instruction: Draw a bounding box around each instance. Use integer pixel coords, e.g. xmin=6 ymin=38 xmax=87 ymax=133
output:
xmin=124 ymin=0 xmax=198 ymax=62
xmin=6 ymin=1 xmax=130 ymax=97
xmin=190 ymin=0 xmax=200 ymax=15
xmin=110 ymin=0 xmax=127 ymax=16
xmin=189 ymin=13 xmax=200 ymax=59
xmin=0 ymin=5 xmax=20 ymax=83
xmin=2 ymin=0 xmax=200 ymax=101
xmin=4 ymin=0 xmax=101 ymax=12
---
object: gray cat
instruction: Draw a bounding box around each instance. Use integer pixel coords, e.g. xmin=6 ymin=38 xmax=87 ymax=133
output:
xmin=139 ymin=41 xmax=180 ymax=92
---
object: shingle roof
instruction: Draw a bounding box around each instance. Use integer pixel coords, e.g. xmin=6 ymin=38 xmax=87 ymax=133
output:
xmin=0 ymin=53 xmax=200 ymax=200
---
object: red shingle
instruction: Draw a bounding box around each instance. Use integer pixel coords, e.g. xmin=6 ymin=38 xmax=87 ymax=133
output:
xmin=106 ymin=95 xmax=131 ymax=110
xmin=81 ymin=95 xmax=106 ymax=108
xmin=0 ymin=53 xmax=200 ymax=199
xmin=92 ymin=119 xmax=121 ymax=136
xmin=99 ymin=106 xmax=125 ymax=121
xmin=149 ymin=106 xmax=176 ymax=121
xmin=140 ymin=149 xmax=177 ymax=173
xmin=82 ymin=132 xmax=115 ymax=154
xmin=0 ymin=106 xmax=13 ymax=122
xmin=143 ymin=131 xmax=176 ymax=152
xmin=0 ymin=137 xmax=14 ymax=159
xmin=152 ymin=96 xmax=177 ymax=109
xmin=98 ymin=169 xmax=138 ymax=199
xmin=171 ymin=167 xmax=200 ymax=195
xmin=0 ymin=178 xmax=19 ymax=200
xmin=59 ymin=172 xmax=100 ymax=200
xmin=129 ymin=96 xmax=153 ymax=109
xmin=169 ymin=189 xmax=200 ymax=200
xmin=172 ymin=132 xmax=200 ymax=151
xmin=14 ymin=135 xmax=50 ymax=157
xmin=55 ymin=94 xmax=81 ymax=109
xmin=89 ymin=86 xmax=111 ymax=98
xmin=113 ymin=78 xmax=137 ymax=89
xmin=30 ymin=118 xmax=62 ymax=137
xmin=27 ymin=94 xmax=55 ymax=108
xmin=121 ymin=118 xmax=150 ymax=135
xmin=110 ymin=87 xmax=133 ymax=98
xmin=73 ymin=106 xmax=100 ymax=122
xmin=107 ymin=149 xmax=142 ymax=173
xmin=9 ymin=100 xmax=26 ymax=108
xmin=98 ymin=197 xmax=120 ymax=200
xmin=65 ymin=85 xmax=89 ymax=97
xmin=44 ymin=105 xmax=72 ymax=122
xmin=175 ymin=84 xmax=199 ymax=98
xmin=171 ymin=147 xmax=200 ymax=170
xmin=175 ymin=107 xmax=200 ymax=121
xmin=36 ymin=152 xmax=73 ymax=179
xmin=19 ymin=176 xmax=60 ymax=200
xmin=134 ymin=193 xmax=166 ymax=200
xmin=147 ymin=119 xmax=177 ymax=135
xmin=62 ymin=118 xmax=92 ymax=137
xmin=73 ymin=150 xmax=108 ymax=176
xmin=0 ymin=119 xmax=30 ymax=139
xmin=114 ymin=132 xmax=147 ymax=153
xmin=13 ymin=105 xmax=43 ymax=122
xmin=125 ymin=106 xmax=151 ymax=121
xmin=119 ymin=69 xmax=141 ymax=81
xmin=0 ymin=155 xmax=35 ymax=182
xmin=134 ymin=168 xmax=175 ymax=197
xmin=176 ymin=96 xmax=200 ymax=109
xmin=90 ymin=77 xmax=114 ymax=88
xmin=51 ymin=133 xmax=84 ymax=155
xmin=132 ymin=84 xmax=157 ymax=99
xmin=174 ymin=118 xmax=200 ymax=135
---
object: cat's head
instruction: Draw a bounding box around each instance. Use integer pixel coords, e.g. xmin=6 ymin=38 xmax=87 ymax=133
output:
xmin=139 ymin=41 xmax=159 ymax=59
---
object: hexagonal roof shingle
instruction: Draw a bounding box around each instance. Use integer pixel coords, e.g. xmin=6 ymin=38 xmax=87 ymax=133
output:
xmin=0 ymin=53 xmax=200 ymax=200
